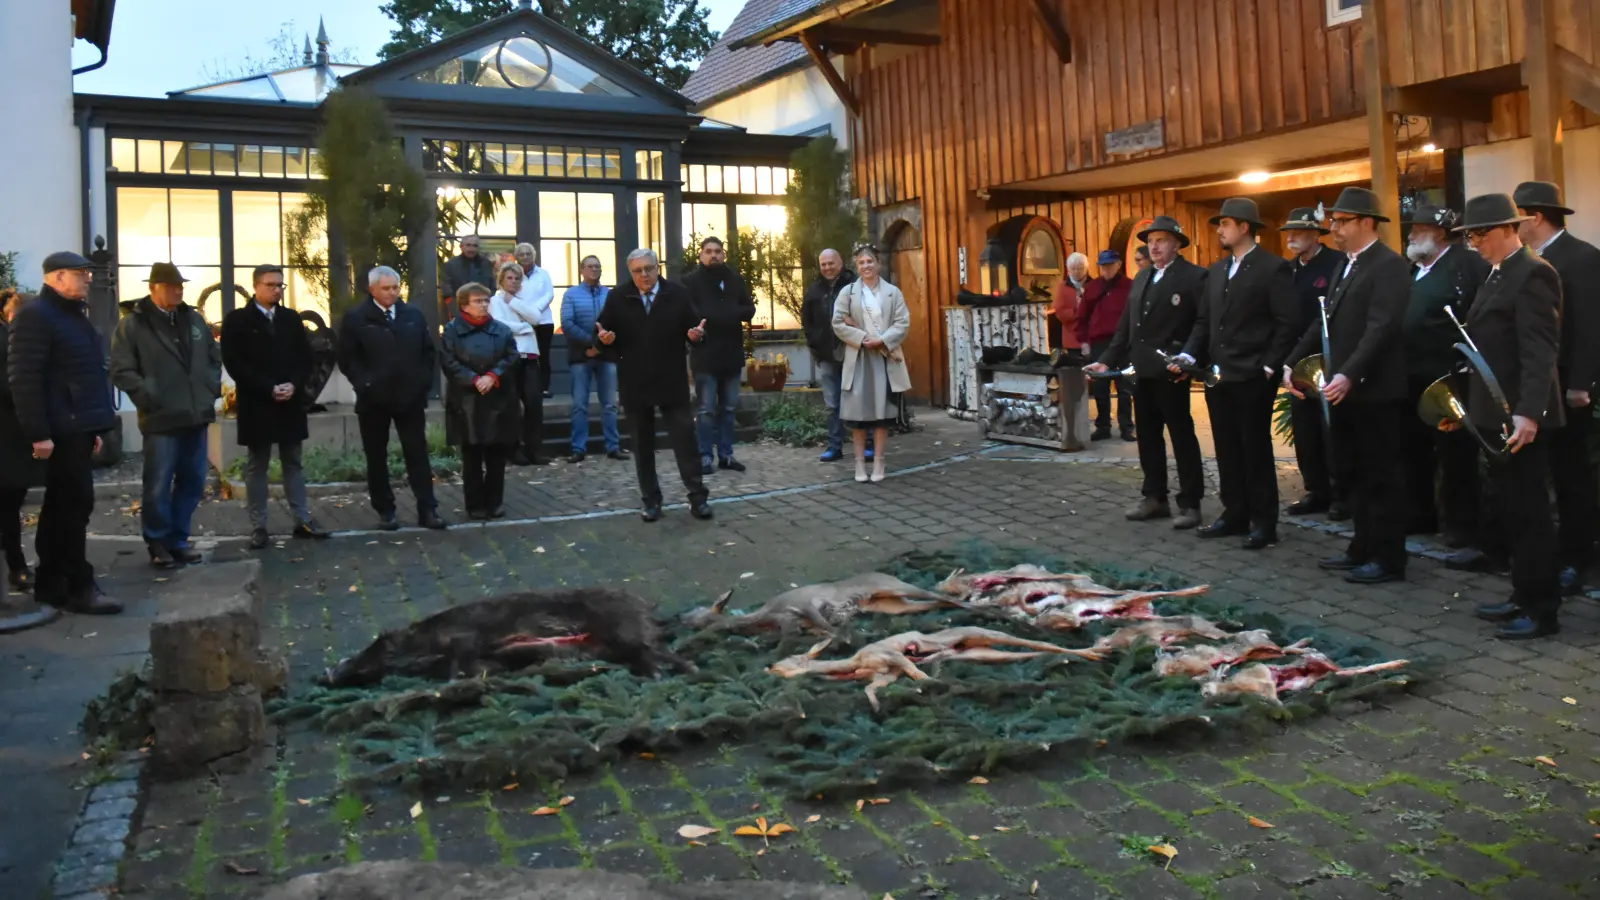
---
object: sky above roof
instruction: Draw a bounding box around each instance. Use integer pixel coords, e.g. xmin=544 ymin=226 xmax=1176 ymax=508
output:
xmin=71 ymin=0 xmax=744 ymax=98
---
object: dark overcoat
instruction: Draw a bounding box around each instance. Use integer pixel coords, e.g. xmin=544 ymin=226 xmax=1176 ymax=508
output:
xmin=1290 ymin=240 xmax=1412 ymax=404
xmin=439 ymin=317 xmax=521 ymax=447
xmin=596 ymin=278 xmax=702 ymax=409
xmin=1186 ymin=246 xmax=1299 ymax=381
xmin=681 ymin=266 xmax=755 ymax=376
xmin=1402 ymin=244 xmax=1490 ymax=380
xmin=336 ymin=299 xmax=437 ymax=415
xmin=1098 ymin=256 xmax=1208 ymax=378
xmin=7 ymin=286 xmax=118 ymax=442
xmin=1463 ymin=247 xmax=1564 ymax=428
xmin=1536 ymin=230 xmax=1600 ymax=395
xmin=220 ymin=302 xmax=314 ymax=447
xmin=0 ymin=319 xmax=44 ymax=489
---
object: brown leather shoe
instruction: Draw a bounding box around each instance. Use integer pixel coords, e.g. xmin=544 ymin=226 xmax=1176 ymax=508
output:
xmin=1125 ymin=498 xmax=1172 ymax=521
xmin=1172 ymin=507 xmax=1202 ymax=530
xmin=64 ymin=582 xmax=123 ymax=616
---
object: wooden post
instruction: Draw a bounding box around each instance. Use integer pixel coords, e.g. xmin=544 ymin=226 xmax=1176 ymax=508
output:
xmin=1524 ymin=0 xmax=1565 ymax=187
xmin=1360 ymin=0 xmax=1400 ymax=248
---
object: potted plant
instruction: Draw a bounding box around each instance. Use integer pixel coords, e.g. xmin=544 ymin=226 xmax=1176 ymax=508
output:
xmin=747 ymin=353 xmax=788 ymax=392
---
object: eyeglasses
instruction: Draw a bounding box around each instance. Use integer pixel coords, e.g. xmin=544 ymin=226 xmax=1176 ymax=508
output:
xmin=1327 ymin=216 xmax=1358 ymax=228
xmin=630 ymin=264 xmax=660 ymax=275
xmin=1465 ymin=228 xmax=1494 ymax=242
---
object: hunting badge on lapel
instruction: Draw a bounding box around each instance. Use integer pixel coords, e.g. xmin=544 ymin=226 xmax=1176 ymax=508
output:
xmin=1171 ymin=293 xmax=1181 ymax=306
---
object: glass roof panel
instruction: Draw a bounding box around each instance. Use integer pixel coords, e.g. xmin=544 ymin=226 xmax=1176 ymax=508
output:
xmin=176 ymin=64 xmax=364 ymax=104
xmin=407 ymin=36 xmax=634 ymax=96
xmin=184 ymin=77 xmax=283 ymax=102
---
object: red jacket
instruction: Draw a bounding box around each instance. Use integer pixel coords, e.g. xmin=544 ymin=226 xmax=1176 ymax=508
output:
xmin=1075 ymin=273 xmax=1131 ymax=346
xmin=1051 ymin=280 xmax=1081 ymax=349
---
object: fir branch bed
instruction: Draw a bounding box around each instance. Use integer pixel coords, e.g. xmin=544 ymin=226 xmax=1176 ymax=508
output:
xmin=269 ymin=542 xmax=1420 ymax=799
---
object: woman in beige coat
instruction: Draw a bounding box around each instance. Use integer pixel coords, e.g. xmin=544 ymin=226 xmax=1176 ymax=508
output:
xmin=832 ymin=244 xmax=912 ymax=483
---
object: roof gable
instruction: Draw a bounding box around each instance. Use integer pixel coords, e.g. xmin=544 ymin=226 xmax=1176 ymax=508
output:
xmin=682 ymin=0 xmax=812 ymax=107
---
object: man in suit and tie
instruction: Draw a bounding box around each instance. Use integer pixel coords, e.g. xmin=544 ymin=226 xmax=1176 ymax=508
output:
xmin=1280 ymin=208 xmax=1349 ymax=520
xmin=1085 ymin=216 xmax=1208 ymax=529
xmin=1174 ymin=198 xmax=1297 ymax=550
xmin=1514 ymin=181 xmax=1600 ymax=597
xmin=1449 ymin=194 xmax=1564 ymax=639
xmin=1284 ymin=187 xmax=1412 ymax=585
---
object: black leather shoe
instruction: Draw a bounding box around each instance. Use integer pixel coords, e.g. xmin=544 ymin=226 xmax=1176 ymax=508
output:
xmin=1243 ymin=529 xmax=1277 ymax=550
xmin=641 ymin=505 xmax=661 ymax=523
xmin=149 ymin=546 xmax=178 ymax=569
xmin=1317 ymin=553 xmax=1361 ymax=570
xmin=1475 ymin=600 xmax=1522 ymax=622
xmin=6 ymin=564 xmax=34 ymax=592
xmin=718 ymin=458 xmax=746 ymax=473
xmin=701 ymin=461 xmax=715 ymax=475
xmin=489 ymin=507 xmax=506 ymax=519
xmin=1326 ymin=502 xmax=1352 ymax=522
xmin=466 ymin=508 xmax=488 ymax=521
xmin=249 ymin=529 xmax=270 ymax=550
xmin=1197 ymin=519 xmax=1249 ymax=539
xmin=1444 ymin=548 xmax=1505 ymax=573
xmin=690 ymin=502 xmax=714 ymax=520
xmin=568 ymin=452 xmax=586 ymax=464
xmin=377 ymin=512 xmax=400 ymax=531
xmin=65 ymin=582 xmax=123 ymax=616
xmin=420 ymin=511 xmax=448 ymax=530
xmin=608 ymin=449 xmax=631 ymax=461
xmin=1345 ymin=562 xmax=1402 ymax=584
xmin=170 ymin=546 xmax=203 ymax=565
xmin=1285 ymin=494 xmax=1330 ymax=515
xmin=1120 ymin=426 xmax=1136 ymax=442
xmin=1496 ymin=615 xmax=1559 ymax=640
xmin=293 ymin=521 xmax=331 ymax=540
xmin=1559 ymin=566 xmax=1584 ymax=596
xmin=1090 ymin=427 xmax=1112 ymax=442
xmin=510 ymin=451 xmax=532 ymax=467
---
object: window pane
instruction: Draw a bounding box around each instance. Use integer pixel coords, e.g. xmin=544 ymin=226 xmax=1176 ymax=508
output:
xmin=774 ymin=167 xmax=790 ymax=195
xmin=634 ymin=150 xmax=649 ymax=180
xmin=539 ymin=191 xmax=577 ymax=237
xmin=238 ymin=145 xmax=262 ymax=177
xmin=577 ymin=192 xmax=614 ymax=239
xmin=111 ymin=138 xmax=136 ymax=173
xmin=484 ymin=142 xmax=505 ymax=175
xmin=261 ymin=146 xmax=285 ymax=178
xmin=116 ymin=187 xmax=171 ymax=265
xmin=186 ymin=142 xmax=212 ymax=176
xmin=503 ymin=144 xmax=525 ymax=177
xmin=285 ymin=146 xmax=308 ymax=178
xmin=683 ymin=203 xmax=728 ymax=245
xmin=163 ymin=141 xmax=187 ymax=174
xmin=137 ymin=139 xmax=163 ymax=174
xmin=212 ymin=143 xmax=237 ymax=176
xmin=688 ymin=165 xmax=705 ymax=193
xmin=741 ymin=166 xmax=757 ymax=194
xmin=736 ymin=203 xmax=787 ymax=235
xmin=651 ymin=151 xmax=664 ymax=180
xmin=307 ymin=148 xmax=324 ymax=179
xmin=637 ymin=191 xmax=665 ymax=268
xmin=286 ymin=267 xmax=330 ymax=320
xmin=169 ymin=189 xmax=222 ymax=266
xmin=540 ymin=239 xmax=577 ymax=288
xmin=705 ymin=165 xmax=722 ymax=193
xmin=476 ymin=188 xmax=517 ymax=236
xmin=181 ymin=267 xmax=225 ymax=324
xmin=548 ymin=147 xmax=567 ymax=178
xmin=567 ymin=149 xmax=586 ymax=179
xmin=231 ymin=191 xmax=283 ymax=267
xmin=756 ymin=166 xmax=773 ymax=195
xmin=422 ymin=139 xmax=444 ymax=172
xmin=442 ymin=140 xmax=464 ymax=174
xmin=680 ymin=164 xmax=689 ymax=188
xmin=724 ymin=166 xmax=740 ymax=192
xmin=526 ymin=144 xmax=546 ymax=177
xmin=281 ymin=192 xmax=323 ymax=262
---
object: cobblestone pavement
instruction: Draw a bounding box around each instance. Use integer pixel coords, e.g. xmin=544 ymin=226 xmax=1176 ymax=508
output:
xmin=95 ymin=409 xmax=1599 ymax=900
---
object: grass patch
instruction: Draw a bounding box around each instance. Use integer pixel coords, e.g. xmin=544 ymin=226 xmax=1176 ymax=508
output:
xmin=759 ymin=393 xmax=830 ymax=447
xmin=223 ymin=424 xmax=461 ymax=484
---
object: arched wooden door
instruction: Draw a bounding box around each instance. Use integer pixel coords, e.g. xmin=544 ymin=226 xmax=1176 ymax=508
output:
xmin=887 ymin=223 xmax=931 ymax=401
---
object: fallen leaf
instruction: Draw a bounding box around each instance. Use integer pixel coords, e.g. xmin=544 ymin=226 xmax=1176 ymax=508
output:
xmin=733 ymin=817 xmax=796 ymax=845
xmin=1248 ymin=816 xmax=1274 ymax=829
xmin=347 ymin=585 xmax=358 ymax=593
xmin=756 ymin=847 xmax=766 ymax=856
xmin=967 ymin=834 xmax=981 ymax=841
xmin=968 ymin=776 xmax=989 ymax=785
xmin=688 ymin=840 xmax=708 ymax=847
xmin=296 ymin=798 xmax=312 ymax=806
xmin=559 ymin=795 xmax=575 ymax=806
xmin=805 ymin=814 xmax=821 ymax=824
xmin=534 ymin=546 xmax=546 ymax=553
xmin=224 ymin=861 xmax=260 ymax=876
xmin=993 ymin=826 xmax=1014 ymax=832
xmin=677 ymin=825 xmax=720 ymax=840
xmin=502 ymin=783 xmax=519 ymax=791
xmin=1563 ymin=697 xmax=1577 ymax=705
xmin=532 ymin=807 xmax=560 ymax=816
xmin=409 ymin=802 xmax=423 ymax=819
xmin=1030 ymin=880 xmax=1038 ymax=896
xmin=639 ymin=752 xmax=655 ymax=759
xmin=1149 ymin=844 xmax=1178 ymax=869
xmin=868 ymin=798 xmax=890 ymax=805
xmin=1535 ymin=755 xmax=1558 ymax=767
xmin=740 ymin=572 xmax=755 ymax=579
xmin=855 ymin=799 xmax=865 ymax=812
xmin=751 ymin=803 xmax=761 ymax=811
xmin=473 ymin=562 xmax=486 ymax=568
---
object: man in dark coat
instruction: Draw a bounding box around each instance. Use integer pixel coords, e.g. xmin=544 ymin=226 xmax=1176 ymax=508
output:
xmin=596 ymin=248 xmax=712 ymax=523
xmin=1280 ymin=207 xmax=1349 ymax=519
xmin=683 ymin=237 xmax=756 ymax=474
xmin=109 ymin=263 xmax=222 ymax=569
xmin=0 ymin=289 xmax=55 ymax=633
xmin=1400 ymin=205 xmax=1489 ymax=548
xmin=1451 ymin=193 xmax=1564 ymax=639
xmin=1285 ymin=187 xmax=1412 ymax=585
xmin=801 ymin=249 xmax=856 ymax=461
xmin=1178 ymin=198 xmax=1297 ymax=550
xmin=336 ymin=265 xmax=446 ymax=531
xmin=8 ymin=252 xmax=120 ymax=615
xmin=1076 ymin=250 xmax=1136 ymax=441
xmin=1085 ymin=216 xmax=1208 ymax=529
xmin=1515 ymin=181 xmax=1600 ymax=596
xmin=220 ymin=264 xmax=331 ymax=549
xmin=439 ymin=235 xmax=495 ymax=308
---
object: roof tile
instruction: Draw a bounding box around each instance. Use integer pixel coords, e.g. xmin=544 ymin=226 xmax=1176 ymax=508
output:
xmin=682 ymin=0 xmax=822 ymax=105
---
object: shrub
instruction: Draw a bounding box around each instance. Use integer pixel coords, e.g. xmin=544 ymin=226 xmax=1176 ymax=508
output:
xmin=759 ymin=394 xmax=829 ymax=447
xmin=223 ymin=425 xmax=460 ymax=484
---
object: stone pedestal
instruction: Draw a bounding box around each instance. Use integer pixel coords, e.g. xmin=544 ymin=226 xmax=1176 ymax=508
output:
xmin=147 ymin=560 xmax=283 ymax=775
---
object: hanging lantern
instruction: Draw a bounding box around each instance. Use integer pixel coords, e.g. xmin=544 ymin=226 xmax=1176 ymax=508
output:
xmin=978 ymin=237 xmax=1010 ymax=296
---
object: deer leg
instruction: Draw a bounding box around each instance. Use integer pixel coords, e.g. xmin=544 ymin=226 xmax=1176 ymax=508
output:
xmin=863 ymin=672 xmax=902 ymax=712
xmin=937 ymin=648 xmax=1058 ymax=664
xmin=1335 ymin=659 xmax=1409 ymax=676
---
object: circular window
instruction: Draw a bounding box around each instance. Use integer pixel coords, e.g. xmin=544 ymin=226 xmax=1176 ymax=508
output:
xmin=495 ymin=37 xmax=554 ymax=91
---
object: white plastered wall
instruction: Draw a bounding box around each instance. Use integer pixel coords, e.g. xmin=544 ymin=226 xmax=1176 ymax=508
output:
xmin=0 ymin=3 xmax=83 ymax=285
xmin=698 ymin=64 xmax=852 ymax=147
xmin=1462 ymin=126 xmax=1600 ymax=241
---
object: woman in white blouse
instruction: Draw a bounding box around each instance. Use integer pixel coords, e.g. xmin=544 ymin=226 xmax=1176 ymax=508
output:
xmin=831 ymin=243 xmax=912 ymax=483
xmin=490 ymin=262 xmax=543 ymax=463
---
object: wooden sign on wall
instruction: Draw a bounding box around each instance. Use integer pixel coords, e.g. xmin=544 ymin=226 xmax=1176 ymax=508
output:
xmin=1105 ymin=119 xmax=1165 ymax=156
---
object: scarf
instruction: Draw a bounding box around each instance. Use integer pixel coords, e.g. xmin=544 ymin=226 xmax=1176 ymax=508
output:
xmin=460 ymin=308 xmax=492 ymax=327
xmin=851 ymin=279 xmax=903 ymax=363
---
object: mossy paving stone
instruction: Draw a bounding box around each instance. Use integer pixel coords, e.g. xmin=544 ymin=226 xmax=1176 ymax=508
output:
xmin=670 ymin=843 xmax=755 ymax=882
xmin=352 ymin=826 xmax=423 ymax=860
xmin=209 ymin=823 xmax=273 ymax=858
xmin=574 ymin=809 xmax=639 ymax=850
xmin=924 ymin=801 xmax=1015 ymax=835
xmin=805 ymin=822 xmax=888 ymax=863
xmin=1389 ymin=876 xmax=1482 ymax=899
xmin=1213 ymin=781 xmax=1300 ymax=818
xmin=1054 ymin=778 xmax=1133 ymax=814
xmin=433 ymin=836 xmax=506 ymax=866
xmin=1262 ymin=809 xmax=1361 ymax=847
xmin=119 ymin=851 xmax=195 ymax=894
xmin=1114 ymin=867 xmax=1205 ymax=900
xmin=518 ymin=840 xmax=585 ymax=869
xmin=496 ymin=806 xmax=572 ymax=843
xmin=839 ymin=852 xmax=918 ymax=896
xmin=590 ymin=843 xmax=667 ymax=878
xmin=1296 ymin=878 xmax=1391 ymax=900
xmin=1491 ymin=876 xmax=1585 ymax=899
xmin=1448 ymin=780 xmax=1537 ymax=816
xmin=1242 ymin=841 xmax=1340 ymax=887
xmin=633 ymin=787 xmax=700 ymax=818
xmin=1095 ymin=756 xmax=1171 ymax=787
xmin=1211 ymin=871 xmax=1293 ymax=898
xmin=1164 ymin=839 xmax=1245 ymax=879
xmin=749 ymin=844 xmax=832 ymax=883
xmin=1416 ymin=840 xmax=1518 ymax=885
xmin=897 ymin=824 xmax=973 ymax=866
xmin=1288 ymin=781 xmax=1377 ymax=819
xmin=1009 ymin=805 xmax=1102 ymax=843
xmin=610 ymin=759 xmax=683 ymax=791
xmin=284 ymin=772 xmax=341 ymax=806
xmin=926 ymin=857 xmax=1020 ymax=895
xmin=1364 ymin=782 xmax=1460 ymax=818
xmin=285 ymin=821 xmax=349 ymax=861
xmin=1092 ymin=803 xmax=1181 ymax=843
xmin=1133 ymin=780 xmax=1222 ymax=818
xmin=1437 ymin=809 xmax=1520 ymax=847
xmin=1502 ymin=837 xmax=1595 ymax=876
xmin=1241 ymin=752 xmax=1315 ymax=786
xmin=423 ymin=802 xmax=486 ymax=841
xmin=973 ymin=773 xmax=1052 ymax=809
xmin=1025 ymin=864 xmax=1115 ymax=900
xmin=701 ymin=789 xmax=767 ymax=821
xmin=1057 ymin=833 xmax=1151 ymax=878
xmin=977 ymin=830 xmax=1062 ymax=873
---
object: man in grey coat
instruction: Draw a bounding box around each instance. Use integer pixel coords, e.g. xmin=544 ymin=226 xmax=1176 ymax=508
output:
xmin=109 ymin=263 xmax=222 ymax=568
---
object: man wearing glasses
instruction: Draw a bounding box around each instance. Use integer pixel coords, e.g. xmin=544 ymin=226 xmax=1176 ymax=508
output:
xmin=560 ymin=255 xmax=628 ymax=464
xmin=595 ymin=249 xmax=712 ymax=523
xmin=1283 ymin=187 xmax=1412 ymax=586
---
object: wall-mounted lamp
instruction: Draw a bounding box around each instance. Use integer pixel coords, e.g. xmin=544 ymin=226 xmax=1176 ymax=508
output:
xmin=1421 ymin=143 xmax=1438 ymax=153
xmin=1238 ymin=171 xmax=1271 ymax=185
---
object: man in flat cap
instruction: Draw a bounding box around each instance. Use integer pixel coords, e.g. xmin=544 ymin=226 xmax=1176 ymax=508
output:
xmin=1401 ymin=204 xmax=1489 ymax=550
xmin=7 ymin=251 xmax=121 ymax=615
xmin=1086 ymin=216 xmax=1208 ymax=529
xmin=1284 ymin=187 xmax=1412 ymax=585
xmin=1176 ymin=198 xmax=1297 ymax=550
xmin=1075 ymin=248 xmax=1135 ymax=441
xmin=110 ymin=262 xmax=223 ymax=569
xmin=1279 ymin=206 xmax=1349 ymax=520
xmin=1451 ymin=193 xmax=1563 ymax=639
xmin=1515 ymin=181 xmax=1600 ymax=597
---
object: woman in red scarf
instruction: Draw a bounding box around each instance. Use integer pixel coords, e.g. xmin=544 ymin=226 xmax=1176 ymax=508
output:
xmin=441 ymin=284 xmax=522 ymax=518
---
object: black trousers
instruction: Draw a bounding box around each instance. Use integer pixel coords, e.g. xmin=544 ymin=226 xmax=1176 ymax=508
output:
xmin=626 ymin=403 xmax=708 ymax=508
xmin=534 ymin=325 xmax=555 ymax=391
xmin=357 ymin=407 xmax=436 ymax=517
xmin=1332 ymin=400 xmax=1409 ymax=572
xmin=1289 ymin=394 xmax=1341 ymax=501
xmin=1548 ymin=405 xmax=1596 ymax=570
xmin=1485 ymin=433 xmax=1560 ymax=619
xmin=1404 ymin=375 xmax=1481 ymax=536
xmin=1133 ymin=377 xmax=1204 ymax=510
xmin=1088 ymin=339 xmax=1133 ymax=430
xmin=36 ymin=433 xmax=96 ymax=596
xmin=516 ymin=356 xmax=546 ymax=459
xmin=1205 ymin=376 xmax=1279 ymax=529
xmin=461 ymin=444 xmax=510 ymax=513
xmin=0 ymin=486 xmax=27 ymax=568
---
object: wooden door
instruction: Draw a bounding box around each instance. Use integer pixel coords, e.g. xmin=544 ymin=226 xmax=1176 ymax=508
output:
xmin=889 ymin=223 xmax=931 ymax=401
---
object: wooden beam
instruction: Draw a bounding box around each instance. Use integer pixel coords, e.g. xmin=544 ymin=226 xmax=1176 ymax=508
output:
xmin=1176 ymin=160 xmax=1374 ymax=202
xmin=798 ymin=29 xmax=860 ymax=117
xmin=1030 ymin=0 xmax=1073 ymax=65
xmin=1524 ymin=0 xmax=1564 ymax=187
xmin=1553 ymin=46 xmax=1600 ymax=117
xmin=803 ymin=24 xmax=941 ymax=47
xmin=1384 ymin=84 xmax=1495 ymax=122
xmin=1362 ymin=0 xmax=1401 ymax=248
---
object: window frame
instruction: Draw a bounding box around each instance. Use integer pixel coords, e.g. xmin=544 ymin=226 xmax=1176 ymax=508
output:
xmin=1327 ymin=0 xmax=1362 ymax=26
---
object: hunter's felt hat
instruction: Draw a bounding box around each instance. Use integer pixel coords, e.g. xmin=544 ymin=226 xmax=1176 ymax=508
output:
xmin=146 ymin=262 xmax=189 ymax=284
xmin=1512 ymin=181 xmax=1575 ymax=216
xmin=1282 ymin=207 xmax=1329 ymax=233
xmin=1327 ymin=187 xmax=1390 ymax=222
xmin=1209 ymin=197 xmax=1266 ymax=229
xmin=1402 ymin=204 xmax=1460 ymax=231
xmin=1137 ymin=215 xmax=1191 ymax=249
xmin=1452 ymin=193 xmax=1532 ymax=232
